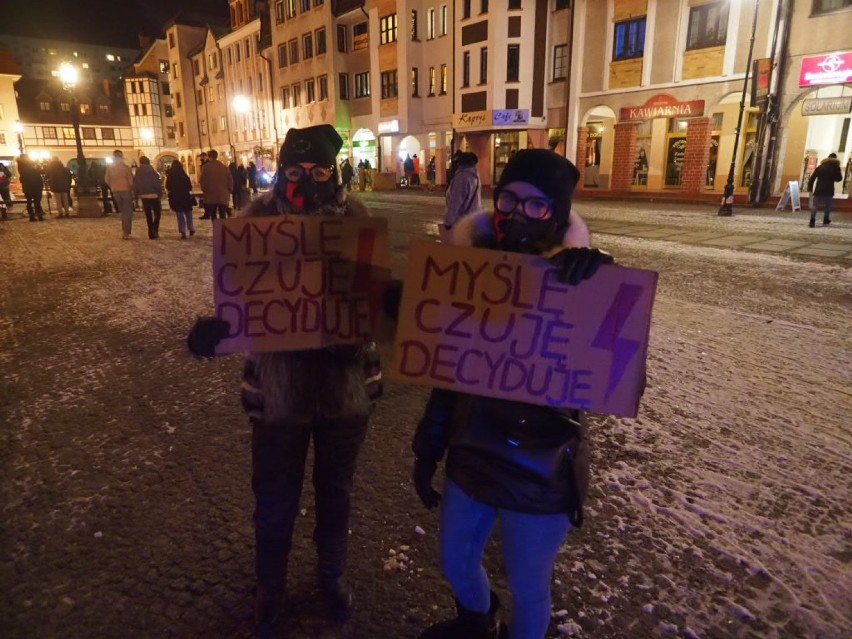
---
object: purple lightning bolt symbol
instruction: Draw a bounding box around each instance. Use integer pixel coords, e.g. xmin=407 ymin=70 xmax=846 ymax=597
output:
xmin=592 ymin=284 xmax=643 ymax=401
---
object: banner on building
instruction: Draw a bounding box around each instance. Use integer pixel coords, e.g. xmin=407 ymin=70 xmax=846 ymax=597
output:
xmin=390 ymin=241 xmax=658 ymax=418
xmin=492 ymin=109 xmax=530 ymax=125
xmin=751 ymin=58 xmax=772 ymax=108
xmin=620 ymin=94 xmax=705 ymax=121
xmin=212 ymin=216 xmax=391 ymax=354
xmin=799 ymin=52 xmax=852 ymax=87
xmin=801 ymin=97 xmax=852 ymax=116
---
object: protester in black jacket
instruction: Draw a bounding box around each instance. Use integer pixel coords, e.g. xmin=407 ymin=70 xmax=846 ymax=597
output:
xmin=165 ymin=160 xmax=195 ymax=239
xmin=17 ymin=156 xmax=45 ymax=222
xmin=807 ymin=153 xmax=843 ymax=227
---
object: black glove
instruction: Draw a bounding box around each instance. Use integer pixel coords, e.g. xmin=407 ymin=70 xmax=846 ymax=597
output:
xmin=413 ymin=458 xmax=441 ymax=509
xmin=187 ymin=317 xmax=231 ymax=358
xmin=549 ymin=247 xmax=615 ymax=286
xmin=382 ymin=279 xmax=403 ymax=320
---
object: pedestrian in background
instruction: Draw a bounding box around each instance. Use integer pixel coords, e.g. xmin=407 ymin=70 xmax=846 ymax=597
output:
xmin=403 ymin=153 xmax=414 ymax=187
xmin=186 ymin=124 xmax=382 ymax=636
xmin=88 ymin=161 xmax=112 ymax=215
xmin=18 ymin=156 xmax=45 ymax=222
xmin=340 ymin=158 xmax=354 ymax=192
xmin=133 ymin=156 xmax=163 ymax=239
xmin=426 ymin=157 xmax=436 ymax=190
xmin=412 ymin=154 xmax=421 ymax=186
xmin=807 ymin=152 xmax=843 ymax=227
xmin=199 ymin=149 xmax=233 ymax=221
xmin=165 ymin=160 xmax=195 ymax=240
xmin=0 ymin=162 xmax=14 ymax=216
xmin=441 ymin=151 xmax=481 ymax=242
xmin=197 ymin=152 xmax=210 ymax=219
xmin=45 ymin=156 xmax=73 ymax=218
xmin=236 ymin=163 xmax=249 ymax=209
xmin=414 ymin=149 xmax=611 ymax=639
xmin=248 ymin=161 xmax=259 ymax=195
xmin=105 ymin=149 xmax=135 ymax=239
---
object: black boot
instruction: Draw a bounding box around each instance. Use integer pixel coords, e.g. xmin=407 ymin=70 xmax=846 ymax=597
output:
xmin=317 ymin=572 xmax=354 ymax=622
xmin=419 ymin=591 xmax=504 ymax=639
xmin=254 ymin=585 xmax=284 ymax=637
xmin=823 ymin=217 xmax=831 ymax=226
xmin=809 ymin=217 xmax=816 ymax=228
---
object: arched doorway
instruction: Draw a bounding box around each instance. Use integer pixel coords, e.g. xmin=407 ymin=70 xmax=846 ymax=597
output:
xmin=581 ymin=106 xmax=617 ymax=188
xmin=156 ymin=153 xmax=178 ymax=174
xmin=352 ymin=128 xmax=377 ymax=171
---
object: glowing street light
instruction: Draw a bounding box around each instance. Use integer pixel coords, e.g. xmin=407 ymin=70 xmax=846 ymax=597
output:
xmin=58 ymin=62 xmax=91 ymax=196
xmin=232 ymin=94 xmax=251 ymax=114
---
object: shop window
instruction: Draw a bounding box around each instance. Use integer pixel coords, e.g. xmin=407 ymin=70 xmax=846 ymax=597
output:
xmin=739 ymin=110 xmax=759 ymax=188
xmin=553 ymin=44 xmax=567 ymax=80
xmin=665 ymin=118 xmax=689 ymax=186
xmin=707 ymin=112 xmax=723 ymax=188
xmin=380 ymin=14 xmax=398 ymax=44
xmin=633 ymin=120 xmax=651 ymax=187
xmin=613 ymin=17 xmax=646 ymax=60
xmin=380 ymin=69 xmax=398 ymax=99
xmin=812 ymin=0 xmax=852 ymax=14
xmin=686 ymin=1 xmax=729 ymax=50
xmin=353 ymin=22 xmax=369 ymax=50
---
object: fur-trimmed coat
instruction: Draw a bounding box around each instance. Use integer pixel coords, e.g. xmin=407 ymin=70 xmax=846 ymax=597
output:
xmin=239 ymin=187 xmax=380 ymax=424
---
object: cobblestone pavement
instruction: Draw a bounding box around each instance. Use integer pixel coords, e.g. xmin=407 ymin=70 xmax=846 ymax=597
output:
xmin=1 ymin=195 xmax=849 ymax=639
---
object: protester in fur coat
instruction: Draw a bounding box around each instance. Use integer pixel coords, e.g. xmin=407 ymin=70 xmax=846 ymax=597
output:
xmin=186 ymin=125 xmax=382 ymax=636
xmin=413 ymin=149 xmax=615 ymax=639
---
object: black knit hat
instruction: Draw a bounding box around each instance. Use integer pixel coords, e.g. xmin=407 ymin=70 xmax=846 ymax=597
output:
xmin=495 ymin=149 xmax=580 ymax=221
xmin=278 ymin=124 xmax=343 ymax=167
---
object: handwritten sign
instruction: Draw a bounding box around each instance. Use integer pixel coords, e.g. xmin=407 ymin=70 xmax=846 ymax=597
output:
xmin=213 ymin=216 xmax=390 ymax=354
xmin=390 ymin=241 xmax=658 ymax=417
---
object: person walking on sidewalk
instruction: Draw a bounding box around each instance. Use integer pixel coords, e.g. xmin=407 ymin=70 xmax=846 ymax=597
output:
xmin=199 ymin=150 xmax=232 ymax=221
xmin=105 ymin=150 xmax=135 ymax=239
xmin=413 ymin=149 xmax=613 ymax=639
xmin=18 ymin=156 xmax=45 ymax=222
xmin=807 ymin=152 xmax=843 ymax=227
xmin=248 ymin=161 xmax=259 ymax=195
xmin=165 ymin=160 xmax=196 ymax=240
xmin=186 ymin=125 xmax=382 ymax=636
xmin=46 ymin=157 xmax=74 ymax=218
xmin=441 ymin=152 xmax=481 ymax=242
xmin=133 ymin=156 xmax=163 ymax=239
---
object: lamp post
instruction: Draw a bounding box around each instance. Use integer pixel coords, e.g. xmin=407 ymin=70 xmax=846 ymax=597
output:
xmin=14 ymin=121 xmax=25 ymax=155
xmin=140 ymin=127 xmax=157 ymax=166
xmin=718 ymin=0 xmax=761 ymax=216
xmin=59 ymin=62 xmax=101 ymax=216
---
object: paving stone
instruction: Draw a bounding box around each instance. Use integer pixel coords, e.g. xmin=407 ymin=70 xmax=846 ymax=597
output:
xmin=741 ymin=240 xmax=810 ymax=251
xmin=700 ymin=235 xmax=768 ymax=247
xmin=789 ymin=247 xmax=849 ymax=257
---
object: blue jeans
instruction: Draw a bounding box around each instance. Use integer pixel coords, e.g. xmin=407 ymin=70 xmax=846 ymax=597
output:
xmin=810 ymin=195 xmax=833 ymax=222
xmin=439 ymin=478 xmax=571 ymax=639
xmin=174 ymin=209 xmax=195 ymax=236
xmin=112 ymin=191 xmax=134 ymax=235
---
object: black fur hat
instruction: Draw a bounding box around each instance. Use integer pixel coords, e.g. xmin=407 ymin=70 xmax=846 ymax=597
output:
xmin=278 ymin=124 xmax=343 ymax=167
xmin=495 ymin=149 xmax=580 ymax=221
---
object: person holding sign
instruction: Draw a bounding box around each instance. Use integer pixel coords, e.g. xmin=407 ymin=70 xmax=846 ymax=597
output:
xmin=186 ymin=125 xmax=382 ymax=635
xmin=413 ymin=149 xmax=616 ymax=639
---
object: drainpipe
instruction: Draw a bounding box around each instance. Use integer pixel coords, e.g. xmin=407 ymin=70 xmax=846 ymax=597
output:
xmin=562 ymin=1 xmax=576 ymax=159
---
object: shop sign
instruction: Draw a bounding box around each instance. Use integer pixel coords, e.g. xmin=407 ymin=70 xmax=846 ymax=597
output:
xmin=799 ymin=52 xmax=852 ymax=87
xmin=378 ymin=119 xmax=400 ymax=134
xmin=620 ymin=94 xmax=705 ymax=121
xmin=453 ymin=110 xmax=491 ymax=129
xmin=801 ymin=96 xmax=852 ymax=116
xmin=492 ymin=109 xmax=529 ymax=126
xmin=751 ymin=58 xmax=772 ymax=109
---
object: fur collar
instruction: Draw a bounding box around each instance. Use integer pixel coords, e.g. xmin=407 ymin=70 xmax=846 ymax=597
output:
xmin=449 ymin=210 xmax=590 ymax=257
xmin=241 ymin=185 xmax=370 ymax=218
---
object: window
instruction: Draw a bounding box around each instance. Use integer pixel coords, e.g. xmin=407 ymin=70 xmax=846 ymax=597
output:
xmin=462 ymin=51 xmax=470 ymax=86
xmin=175 ymin=92 xmax=182 ymax=108
xmin=101 ymin=128 xmax=115 ymax=140
xmin=306 ymin=78 xmax=316 ymax=103
xmin=303 ymin=33 xmax=314 ymax=59
xmin=613 ymin=17 xmax=646 ymax=60
xmin=287 ymin=0 xmax=297 ymax=18
xmin=812 ymin=0 xmax=852 ymax=13
xmin=686 ymin=1 xmax=729 ymax=50
xmin=80 ymin=103 xmax=91 ymax=115
xmin=159 ymin=60 xmax=170 ymax=74
xmin=555 ymin=0 xmax=568 ymax=8
xmin=353 ymin=22 xmax=369 ymax=50
xmin=226 ymin=48 xmax=232 ymax=65
xmin=339 ymin=73 xmax=350 ymax=99
xmin=354 ymin=71 xmax=370 ymax=98
xmin=0 ymin=133 xmax=5 ymax=145
xmin=412 ymin=67 xmax=419 ymax=96
xmin=178 ymin=121 xmax=184 ymax=137
xmin=197 ymin=89 xmax=203 ymax=105
xmin=316 ymin=28 xmax=327 ymax=54
xmin=168 ymin=32 xmax=175 ymax=48
xmin=508 ymin=0 xmax=521 ymax=8
xmin=315 ymin=0 xmax=324 ymax=6
xmin=292 ymin=83 xmax=301 ymax=107
xmin=218 ymin=83 xmax=224 ymax=100
xmin=440 ymin=5 xmax=448 ymax=35
xmin=428 ymin=66 xmax=436 ymax=96
xmin=193 ymin=59 xmax=201 ymax=76
xmin=162 ymin=82 xmax=171 ymax=95
xmin=208 ymin=52 xmax=218 ymax=69
xmin=553 ymin=43 xmax=567 ymax=79
xmin=278 ymin=44 xmax=288 ymax=67
xmin=39 ymin=100 xmax=51 ymax=111
xmin=301 ymin=0 xmax=310 ymax=12
xmin=82 ymin=127 xmax=96 ymax=140
xmin=380 ymin=14 xmax=398 ymax=44
xmin=165 ymin=105 xmax=174 ymax=117
xmin=289 ymin=39 xmax=299 ymax=63
xmin=507 ymin=44 xmax=520 ymax=81
xmin=42 ymin=126 xmax=58 ymax=138
xmin=380 ymin=69 xmax=398 ymax=98
xmin=200 ymin=120 xmax=207 ymax=135
xmin=319 ymin=75 xmax=328 ymax=100
xmin=427 ymin=9 xmax=436 ymax=39
xmin=235 ymin=43 xmax=241 ymax=62
xmin=480 ymin=47 xmax=487 ymax=83
xmin=481 ymin=0 xmax=489 ymax=11
xmin=98 ymin=103 xmax=110 ymax=115
xmin=167 ymin=126 xmax=175 ymax=140
xmin=275 ymin=0 xmax=285 ymax=23
xmin=440 ymin=64 xmax=448 ymax=94
xmin=207 ymin=86 xmax=215 ymax=102
xmin=60 ymin=102 xmax=71 ymax=112
xmin=411 ymin=10 xmax=419 ymax=39
xmin=337 ymin=25 xmax=347 ymax=51
xmin=463 ymin=0 xmax=471 ymax=19
xmin=220 ymin=115 xmax=226 ymax=131
xmin=282 ymin=86 xmax=291 ymax=108
xmin=63 ymin=127 xmax=75 ymax=138
xmin=245 ymin=40 xmax=251 ymax=58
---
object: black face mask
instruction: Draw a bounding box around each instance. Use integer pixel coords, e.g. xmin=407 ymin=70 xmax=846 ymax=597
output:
xmin=493 ymin=211 xmax=558 ymax=254
xmin=276 ymin=175 xmax=337 ymax=211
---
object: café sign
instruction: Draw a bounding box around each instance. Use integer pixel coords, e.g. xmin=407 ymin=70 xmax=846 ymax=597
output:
xmin=620 ymin=94 xmax=705 ymax=121
xmin=377 ymin=119 xmax=400 ymax=134
xmin=453 ymin=109 xmax=531 ymax=129
xmin=799 ymin=52 xmax=852 ymax=87
xmin=802 ymin=97 xmax=852 ymax=116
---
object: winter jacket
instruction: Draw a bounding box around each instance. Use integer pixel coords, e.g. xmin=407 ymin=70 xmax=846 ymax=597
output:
xmin=199 ymin=159 xmax=233 ymax=206
xmin=412 ymin=211 xmax=593 ymax=523
xmin=808 ymin=157 xmax=843 ymax=197
xmin=105 ymin=160 xmax=134 ymax=193
xmin=45 ymin=160 xmax=72 ymax=192
xmin=133 ymin=164 xmax=162 ymax=197
xmin=238 ymin=187 xmax=382 ymax=424
xmin=18 ymin=162 xmax=43 ymax=194
xmin=444 ymin=165 xmax=481 ymax=228
xmin=165 ymin=167 xmax=194 ymax=212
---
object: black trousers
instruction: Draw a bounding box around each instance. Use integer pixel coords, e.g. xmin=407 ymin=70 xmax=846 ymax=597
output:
xmin=25 ymin=189 xmax=44 ymax=219
xmin=251 ymin=414 xmax=369 ymax=595
xmin=203 ymin=203 xmax=230 ymax=220
xmin=142 ymin=199 xmax=161 ymax=238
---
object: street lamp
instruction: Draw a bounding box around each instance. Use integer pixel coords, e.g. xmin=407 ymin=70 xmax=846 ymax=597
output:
xmin=232 ymin=94 xmax=256 ymax=164
xmin=14 ymin=120 xmax=25 ymax=155
xmin=140 ymin=127 xmax=157 ymax=162
xmin=58 ymin=62 xmax=90 ymax=197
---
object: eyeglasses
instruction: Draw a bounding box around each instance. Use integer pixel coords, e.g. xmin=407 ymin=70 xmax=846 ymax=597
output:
xmin=494 ymin=189 xmax=553 ymax=220
xmin=283 ymin=164 xmax=335 ymax=183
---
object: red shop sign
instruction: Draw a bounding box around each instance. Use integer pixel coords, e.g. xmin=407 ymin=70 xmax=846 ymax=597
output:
xmin=799 ymin=51 xmax=852 ymax=87
xmin=620 ymin=94 xmax=705 ymax=121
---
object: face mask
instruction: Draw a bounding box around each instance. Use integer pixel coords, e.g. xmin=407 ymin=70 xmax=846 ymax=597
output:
xmin=493 ymin=211 xmax=557 ymax=254
xmin=279 ymin=175 xmax=336 ymax=211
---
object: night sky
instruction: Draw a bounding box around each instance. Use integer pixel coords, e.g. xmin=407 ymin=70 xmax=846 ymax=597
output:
xmin=2 ymin=0 xmax=230 ymax=49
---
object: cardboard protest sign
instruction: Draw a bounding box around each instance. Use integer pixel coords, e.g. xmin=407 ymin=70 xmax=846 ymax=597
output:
xmin=390 ymin=240 xmax=658 ymax=418
xmin=212 ymin=215 xmax=390 ymax=354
